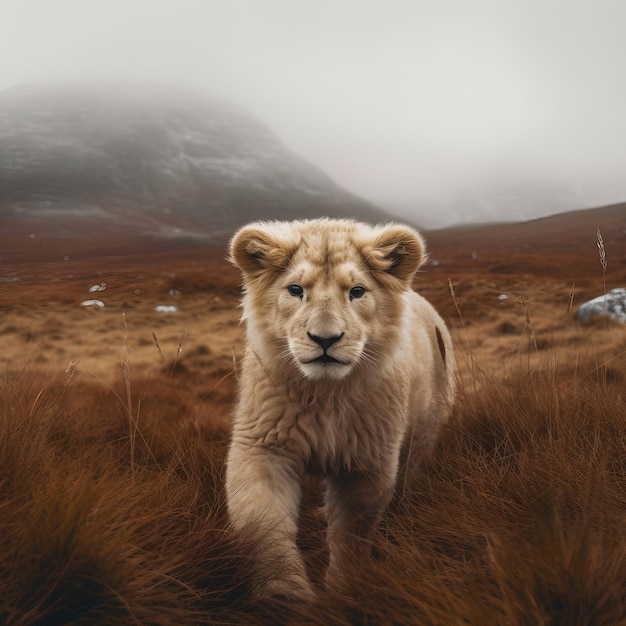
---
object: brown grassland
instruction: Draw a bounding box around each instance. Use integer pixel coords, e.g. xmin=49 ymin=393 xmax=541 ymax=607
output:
xmin=0 ymin=207 xmax=625 ymax=624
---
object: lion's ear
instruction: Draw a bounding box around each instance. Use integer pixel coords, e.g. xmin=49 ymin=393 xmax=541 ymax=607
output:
xmin=229 ymin=222 xmax=299 ymax=277
xmin=361 ymin=224 xmax=426 ymax=284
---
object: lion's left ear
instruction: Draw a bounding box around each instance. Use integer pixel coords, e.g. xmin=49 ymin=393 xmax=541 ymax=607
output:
xmin=361 ymin=224 xmax=426 ymax=284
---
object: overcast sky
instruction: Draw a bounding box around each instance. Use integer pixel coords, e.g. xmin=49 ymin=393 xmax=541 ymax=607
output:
xmin=2 ymin=0 xmax=626 ymax=227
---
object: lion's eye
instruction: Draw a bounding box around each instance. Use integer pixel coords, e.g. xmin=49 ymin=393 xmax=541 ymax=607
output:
xmin=349 ymin=286 xmax=366 ymax=300
xmin=287 ymin=284 xmax=304 ymax=298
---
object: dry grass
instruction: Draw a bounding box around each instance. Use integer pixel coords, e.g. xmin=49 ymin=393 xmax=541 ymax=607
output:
xmin=0 ymin=369 xmax=252 ymax=624
xmin=1 ymin=212 xmax=625 ymax=623
xmin=1 ymin=324 xmax=624 ymax=624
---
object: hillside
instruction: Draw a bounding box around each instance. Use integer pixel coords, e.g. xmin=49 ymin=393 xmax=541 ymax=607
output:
xmin=425 ymin=202 xmax=626 ymax=281
xmin=2 ymin=201 xmax=625 ymax=389
xmin=0 ymin=84 xmax=390 ymax=243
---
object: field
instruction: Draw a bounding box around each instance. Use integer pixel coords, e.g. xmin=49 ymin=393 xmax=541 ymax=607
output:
xmin=0 ymin=207 xmax=625 ymax=624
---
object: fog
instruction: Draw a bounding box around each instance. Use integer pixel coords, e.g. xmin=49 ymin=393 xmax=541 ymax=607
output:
xmin=3 ymin=0 xmax=626 ymax=227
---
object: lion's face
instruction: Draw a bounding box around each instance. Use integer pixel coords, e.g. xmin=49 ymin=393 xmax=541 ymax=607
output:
xmin=273 ymin=250 xmax=385 ymax=380
xmin=230 ymin=219 xmax=426 ymax=381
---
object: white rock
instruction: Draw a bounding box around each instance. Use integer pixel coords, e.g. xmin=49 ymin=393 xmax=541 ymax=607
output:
xmin=575 ymin=288 xmax=626 ymax=323
xmin=80 ymin=299 xmax=104 ymax=307
xmin=155 ymin=305 xmax=178 ymax=313
xmin=498 ymin=294 xmax=509 ymax=301
xmin=89 ymin=283 xmax=106 ymax=292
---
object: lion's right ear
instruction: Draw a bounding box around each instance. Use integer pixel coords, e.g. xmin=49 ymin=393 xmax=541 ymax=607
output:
xmin=229 ymin=222 xmax=299 ymax=277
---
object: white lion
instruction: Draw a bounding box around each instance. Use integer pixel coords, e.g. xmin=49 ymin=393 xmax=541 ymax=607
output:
xmin=225 ymin=218 xmax=455 ymax=600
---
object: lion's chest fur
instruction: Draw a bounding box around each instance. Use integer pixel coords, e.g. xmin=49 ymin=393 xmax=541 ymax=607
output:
xmin=233 ymin=350 xmax=410 ymax=474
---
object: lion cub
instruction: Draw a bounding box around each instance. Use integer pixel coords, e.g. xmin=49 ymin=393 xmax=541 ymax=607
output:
xmin=226 ymin=218 xmax=455 ymax=600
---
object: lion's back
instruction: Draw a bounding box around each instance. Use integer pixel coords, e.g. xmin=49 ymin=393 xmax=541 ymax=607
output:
xmin=395 ymin=290 xmax=455 ymax=460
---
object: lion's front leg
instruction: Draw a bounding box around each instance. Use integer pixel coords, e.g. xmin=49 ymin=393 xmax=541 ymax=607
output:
xmin=323 ymin=467 xmax=397 ymax=589
xmin=225 ymin=444 xmax=315 ymax=600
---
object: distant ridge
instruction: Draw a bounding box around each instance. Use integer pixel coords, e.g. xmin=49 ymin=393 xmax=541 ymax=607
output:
xmin=0 ymin=83 xmax=392 ymax=241
xmin=424 ymin=202 xmax=626 ymax=280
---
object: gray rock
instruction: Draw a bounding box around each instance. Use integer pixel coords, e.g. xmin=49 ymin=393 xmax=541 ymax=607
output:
xmin=575 ymin=288 xmax=626 ymax=323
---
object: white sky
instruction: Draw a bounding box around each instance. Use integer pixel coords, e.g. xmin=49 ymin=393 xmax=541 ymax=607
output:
xmin=2 ymin=0 xmax=626 ymax=227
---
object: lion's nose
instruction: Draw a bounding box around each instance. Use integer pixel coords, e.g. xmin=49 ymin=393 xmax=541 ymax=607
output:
xmin=307 ymin=332 xmax=344 ymax=352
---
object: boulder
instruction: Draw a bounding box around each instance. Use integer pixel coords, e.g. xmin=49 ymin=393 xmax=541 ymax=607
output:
xmin=575 ymin=288 xmax=626 ymax=323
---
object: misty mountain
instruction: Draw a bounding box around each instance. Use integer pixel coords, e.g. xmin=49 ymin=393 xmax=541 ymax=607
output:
xmin=0 ymin=84 xmax=390 ymax=240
